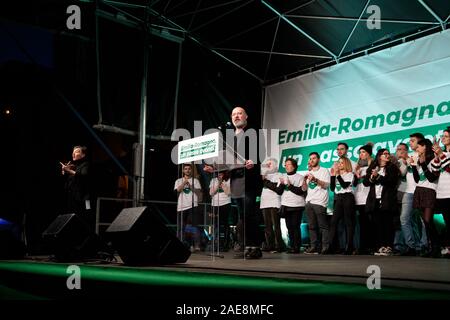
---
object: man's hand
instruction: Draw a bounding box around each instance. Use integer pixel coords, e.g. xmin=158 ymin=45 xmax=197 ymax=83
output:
xmin=245 ymin=159 xmax=254 ymax=170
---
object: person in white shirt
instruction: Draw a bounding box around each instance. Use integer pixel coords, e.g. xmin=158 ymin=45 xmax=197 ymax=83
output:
xmin=329 ymin=157 xmax=356 ymax=255
xmin=334 ymin=142 xmax=357 ymax=252
xmin=174 ymin=164 xmax=202 ymax=251
xmin=396 ymin=133 xmax=428 ymax=256
xmin=336 ymin=142 xmax=357 ymax=172
xmin=277 ymin=158 xmax=306 ymax=254
xmin=209 ymin=171 xmax=232 ymax=251
xmin=431 ymin=127 xmax=450 ymax=256
xmin=260 ymin=158 xmax=284 ymax=253
xmin=302 ymin=152 xmax=331 ymax=254
xmin=413 ymin=139 xmax=441 ymax=257
xmin=353 ymin=143 xmax=374 ymax=254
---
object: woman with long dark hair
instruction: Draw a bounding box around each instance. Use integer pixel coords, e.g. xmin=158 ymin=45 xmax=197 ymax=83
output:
xmin=432 ymin=127 xmax=450 ymax=257
xmin=364 ymin=149 xmax=400 ymax=256
xmin=413 ymin=139 xmax=441 ymax=257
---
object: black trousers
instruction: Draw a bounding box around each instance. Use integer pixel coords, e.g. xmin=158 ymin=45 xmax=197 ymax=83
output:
xmin=436 ymin=198 xmax=450 ymax=247
xmin=283 ymin=206 xmax=304 ymax=251
xmin=329 ymin=193 xmax=356 ymax=252
xmin=356 ymin=204 xmax=375 ymax=252
xmin=233 ymin=195 xmax=262 ymax=247
xmin=211 ymin=203 xmax=231 ymax=249
xmin=262 ymin=207 xmax=284 ymax=251
xmin=371 ymin=200 xmax=395 ymax=249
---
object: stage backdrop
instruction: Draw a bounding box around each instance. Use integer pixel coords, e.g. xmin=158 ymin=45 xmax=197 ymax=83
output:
xmin=264 ymin=29 xmax=450 ymax=172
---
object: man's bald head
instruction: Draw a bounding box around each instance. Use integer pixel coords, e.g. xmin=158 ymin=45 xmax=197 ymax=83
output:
xmin=231 ymin=107 xmax=248 ymax=129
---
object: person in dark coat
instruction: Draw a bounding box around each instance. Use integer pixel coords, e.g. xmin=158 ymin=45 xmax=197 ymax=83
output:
xmin=61 ymin=145 xmax=92 ymax=217
xmin=363 ymin=148 xmax=400 ymax=256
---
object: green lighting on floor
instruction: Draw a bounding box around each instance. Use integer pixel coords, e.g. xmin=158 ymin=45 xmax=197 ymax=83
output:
xmin=1 ymin=261 xmax=450 ymax=300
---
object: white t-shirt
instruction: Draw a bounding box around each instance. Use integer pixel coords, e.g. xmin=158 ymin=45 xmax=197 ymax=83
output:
xmin=354 ymin=166 xmax=370 ymax=205
xmin=375 ymin=168 xmax=386 ymax=199
xmin=260 ymin=172 xmax=281 ymax=209
xmin=405 ymin=152 xmax=418 ymax=194
xmin=350 ymin=159 xmax=357 ymax=173
xmin=209 ymin=178 xmax=231 ymax=207
xmin=334 ymin=172 xmax=354 ymax=194
xmin=280 ymin=173 xmax=305 ymax=207
xmin=305 ymin=166 xmax=330 ymax=208
xmin=397 ymin=159 xmax=407 ymax=193
xmin=434 ymin=152 xmax=450 ymax=199
xmin=174 ymin=177 xmax=201 ymax=211
xmin=415 ymin=162 xmax=438 ymax=191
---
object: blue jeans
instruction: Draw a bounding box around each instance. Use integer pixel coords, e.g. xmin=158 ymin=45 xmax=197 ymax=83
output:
xmin=399 ymin=192 xmax=427 ymax=250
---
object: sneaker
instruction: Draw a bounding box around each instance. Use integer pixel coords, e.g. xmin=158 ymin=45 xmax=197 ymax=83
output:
xmin=245 ymin=247 xmax=262 ymax=259
xmin=383 ymin=247 xmax=393 ymax=256
xmin=321 ymin=248 xmax=331 ymax=255
xmin=374 ymin=247 xmax=386 ymax=256
xmin=304 ymin=247 xmax=319 ymax=255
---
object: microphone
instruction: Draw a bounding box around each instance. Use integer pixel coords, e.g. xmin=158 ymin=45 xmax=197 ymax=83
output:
xmin=218 ymin=122 xmax=232 ymax=130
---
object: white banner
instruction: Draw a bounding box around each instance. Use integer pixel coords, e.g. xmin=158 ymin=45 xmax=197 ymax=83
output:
xmin=177 ymin=132 xmax=219 ymax=164
xmin=264 ymin=29 xmax=450 ymax=171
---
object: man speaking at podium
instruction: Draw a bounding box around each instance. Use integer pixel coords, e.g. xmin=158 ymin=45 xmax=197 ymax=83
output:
xmin=204 ymin=106 xmax=264 ymax=259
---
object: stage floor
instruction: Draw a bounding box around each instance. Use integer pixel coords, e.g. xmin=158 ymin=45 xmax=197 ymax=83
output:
xmin=1 ymin=252 xmax=449 ymax=302
xmin=173 ymin=251 xmax=450 ymax=291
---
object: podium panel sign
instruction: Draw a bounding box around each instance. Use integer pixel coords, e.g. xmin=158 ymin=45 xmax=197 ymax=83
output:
xmin=177 ymin=132 xmax=219 ymax=164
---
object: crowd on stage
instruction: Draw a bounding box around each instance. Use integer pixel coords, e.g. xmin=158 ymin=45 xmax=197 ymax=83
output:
xmin=174 ymin=126 xmax=450 ymax=259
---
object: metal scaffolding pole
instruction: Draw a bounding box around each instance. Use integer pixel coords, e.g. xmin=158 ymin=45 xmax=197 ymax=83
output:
xmin=134 ymin=8 xmax=150 ymax=204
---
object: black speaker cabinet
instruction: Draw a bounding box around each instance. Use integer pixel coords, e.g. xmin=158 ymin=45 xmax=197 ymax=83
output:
xmin=106 ymin=206 xmax=190 ymax=265
xmin=0 ymin=220 xmax=25 ymax=259
xmin=42 ymin=213 xmax=104 ymax=262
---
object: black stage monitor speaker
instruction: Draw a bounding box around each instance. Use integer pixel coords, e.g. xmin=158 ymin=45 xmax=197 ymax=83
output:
xmin=0 ymin=219 xmax=25 ymax=259
xmin=42 ymin=213 xmax=105 ymax=262
xmin=106 ymin=206 xmax=191 ymax=265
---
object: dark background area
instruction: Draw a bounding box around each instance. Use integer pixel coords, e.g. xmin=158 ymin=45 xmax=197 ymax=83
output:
xmin=0 ymin=10 xmax=262 ymax=253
